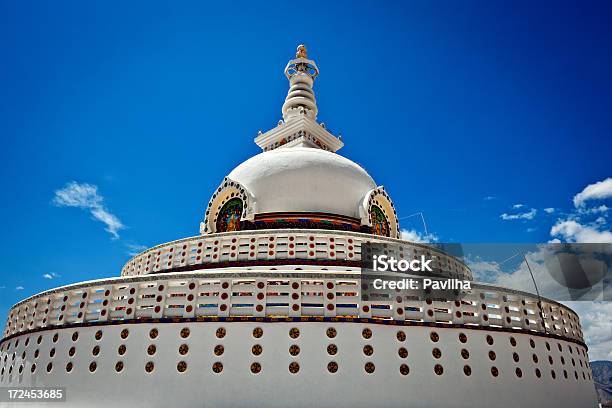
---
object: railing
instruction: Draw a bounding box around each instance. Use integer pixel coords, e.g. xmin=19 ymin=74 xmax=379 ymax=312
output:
xmin=120 ymin=229 xmax=473 ymax=281
xmin=3 ymin=270 xmax=583 ymax=344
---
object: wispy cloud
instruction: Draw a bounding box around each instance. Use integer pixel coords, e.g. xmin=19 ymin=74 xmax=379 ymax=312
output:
xmin=543 ymin=207 xmax=555 ymax=214
xmin=578 ymin=204 xmax=609 ymax=215
xmin=15 ymin=286 xmax=24 ymax=291
xmin=53 ymin=182 xmax=124 ymax=239
xmin=512 ymin=203 xmax=524 ymax=209
xmin=573 ymin=177 xmax=612 ymax=207
xmin=43 ymin=272 xmax=61 ymax=280
xmin=500 ymin=208 xmax=537 ymax=220
xmin=483 ymin=196 xmax=497 ymax=201
xmin=125 ymin=243 xmax=148 ymax=256
xmin=400 ymin=229 xmax=438 ymax=243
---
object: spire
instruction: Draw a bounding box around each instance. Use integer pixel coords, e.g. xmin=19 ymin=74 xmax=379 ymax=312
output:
xmin=254 ymin=45 xmax=343 ymax=153
xmin=281 ymin=44 xmax=319 ymax=122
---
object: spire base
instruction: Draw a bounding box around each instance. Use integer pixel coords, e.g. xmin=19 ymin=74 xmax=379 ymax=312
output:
xmin=255 ymin=115 xmax=343 ymax=153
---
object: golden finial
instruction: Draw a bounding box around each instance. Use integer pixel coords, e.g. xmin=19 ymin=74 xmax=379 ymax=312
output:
xmin=296 ymin=44 xmax=308 ymax=59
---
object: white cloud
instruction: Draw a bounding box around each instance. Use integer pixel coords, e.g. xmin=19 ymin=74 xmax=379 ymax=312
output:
xmin=467 ymin=258 xmax=504 ymax=284
xmin=500 ymin=208 xmax=537 ymax=220
xmin=578 ymin=204 xmax=609 ymax=215
xmin=15 ymin=286 xmax=24 ymax=291
xmin=550 ymin=220 xmax=612 ymax=243
xmin=546 ymin=179 xmax=612 ymax=244
xmin=125 ymin=243 xmax=148 ymax=257
xmin=469 ymin=251 xmax=554 ymax=294
xmin=492 ymin=247 xmax=605 ymax=299
xmin=544 ymin=207 xmax=555 ymax=214
xmin=573 ymin=177 xmax=612 ymax=207
xmin=512 ymin=203 xmax=524 ymax=209
xmin=400 ymin=229 xmax=438 ymax=243
xmin=43 ymin=272 xmax=60 ymax=280
xmin=53 ymin=182 xmax=124 ymax=239
xmin=483 ymin=196 xmax=496 ymax=201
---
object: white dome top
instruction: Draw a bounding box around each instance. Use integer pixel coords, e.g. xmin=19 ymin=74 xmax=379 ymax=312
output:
xmin=227 ymin=147 xmax=377 ymax=219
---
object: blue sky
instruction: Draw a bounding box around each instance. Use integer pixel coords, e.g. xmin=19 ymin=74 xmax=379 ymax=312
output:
xmin=0 ymin=1 xmax=611 ymax=354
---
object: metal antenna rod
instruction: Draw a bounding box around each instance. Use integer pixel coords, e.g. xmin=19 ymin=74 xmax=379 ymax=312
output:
xmin=523 ymin=254 xmax=547 ymax=334
xmin=499 ymin=252 xmax=522 ymax=266
xmin=398 ymin=212 xmax=429 ymax=237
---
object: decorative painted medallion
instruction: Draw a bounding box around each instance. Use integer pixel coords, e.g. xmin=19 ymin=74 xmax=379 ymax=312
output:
xmin=370 ymin=205 xmax=390 ymax=237
xmin=216 ymin=198 xmax=243 ymax=232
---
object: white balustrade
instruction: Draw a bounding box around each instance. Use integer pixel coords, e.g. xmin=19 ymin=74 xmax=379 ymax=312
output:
xmin=3 ymin=271 xmax=583 ymax=345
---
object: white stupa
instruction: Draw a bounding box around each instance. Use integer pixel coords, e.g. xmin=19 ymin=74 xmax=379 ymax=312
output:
xmin=0 ymin=45 xmax=598 ymax=408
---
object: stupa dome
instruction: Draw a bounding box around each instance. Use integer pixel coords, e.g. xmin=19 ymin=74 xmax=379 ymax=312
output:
xmin=227 ymin=147 xmax=377 ymax=219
